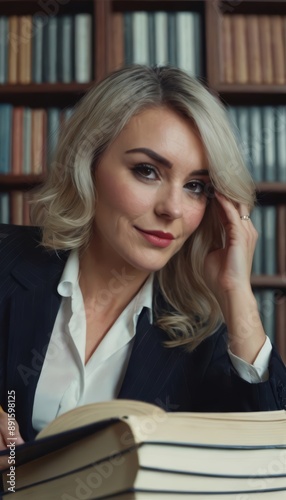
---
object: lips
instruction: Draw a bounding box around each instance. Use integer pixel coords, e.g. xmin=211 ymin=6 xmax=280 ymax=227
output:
xmin=135 ymin=227 xmax=175 ymax=248
xmin=136 ymin=228 xmax=175 ymax=240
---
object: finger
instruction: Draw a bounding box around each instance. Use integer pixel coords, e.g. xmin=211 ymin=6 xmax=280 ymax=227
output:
xmin=216 ymin=193 xmax=254 ymax=229
xmin=215 ymin=193 xmax=257 ymax=253
xmin=237 ymin=202 xmax=252 ymax=223
xmin=0 ymin=408 xmax=25 ymax=448
xmin=215 ymin=192 xmax=242 ymax=225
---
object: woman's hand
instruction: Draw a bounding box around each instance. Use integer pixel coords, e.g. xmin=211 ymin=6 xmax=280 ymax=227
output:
xmin=204 ymin=192 xmax=257 ymax=298
xmin=0 ymin=408 xmax=25 ymax=470
xmin=204 ymin=192 xmax=267 ymax=364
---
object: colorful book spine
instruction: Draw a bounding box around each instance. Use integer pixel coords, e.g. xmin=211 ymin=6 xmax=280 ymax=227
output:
xmin=0 ymin=106 xmax=73 ymax=175
xmin=220 ymin=14 xmax=286 ymax=85
xmin=0 ymin=193 xmax=9 ymax=224
xmin=154 ymin=12 xmax=168 ymax=66
xmin=59 ymin=15 xmax=74 ymax=83
xmin=0 ymin=17 xmax=8 ymax=84
xmin=18 ymin=16 xmax=32 ymax=84
xmin=122 ymin=11 xmax=202 ymax=77
xmin=0 ymin=104 xmax=13 ymax=173
xmin=74 ymin=14 xmax=92 ymax=83
xmin=228 ymin=106 xmax=286 ymax=182
xmin=1 ymin=13 xmax=92 ymax=84
xmin=32 ymin=15 xmax=44 ymax=83
xmin=132 ymin=12 xmax=149 ymax=65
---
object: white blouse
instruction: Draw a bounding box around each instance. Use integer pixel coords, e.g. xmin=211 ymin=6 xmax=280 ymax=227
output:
xmin=32 ymin=250 xmax=272 ymax=432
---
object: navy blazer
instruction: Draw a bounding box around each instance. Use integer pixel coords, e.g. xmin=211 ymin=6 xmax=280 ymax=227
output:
xmin=1 ymin=223 xmax=286 ymax=442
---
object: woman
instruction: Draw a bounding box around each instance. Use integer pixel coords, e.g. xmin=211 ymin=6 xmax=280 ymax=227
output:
xmin=0 ymin=65 xmax=285 ymax=450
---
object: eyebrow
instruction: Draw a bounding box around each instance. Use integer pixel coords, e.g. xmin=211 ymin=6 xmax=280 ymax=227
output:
xmin=125 ymin=147 xmax=209 ymax=176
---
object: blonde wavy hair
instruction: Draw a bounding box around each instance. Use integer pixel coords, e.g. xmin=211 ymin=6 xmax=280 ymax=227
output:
xmin=31 ymin=65 xmax=255 ymax=350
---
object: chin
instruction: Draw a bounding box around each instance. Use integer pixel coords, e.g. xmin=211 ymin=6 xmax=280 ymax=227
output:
xmin=131 ymin=259 xmax=170 ymax=273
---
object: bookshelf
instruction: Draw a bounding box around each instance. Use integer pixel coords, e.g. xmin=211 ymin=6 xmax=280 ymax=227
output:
xmin=0 ymin=0 xmax=285 ymax=360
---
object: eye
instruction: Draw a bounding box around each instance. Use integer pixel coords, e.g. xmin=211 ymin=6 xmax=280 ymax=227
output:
xmin=132 ymin=164 xmax=159 ymax=180
xmin=184 ymin=180 xmax=206 ymax=195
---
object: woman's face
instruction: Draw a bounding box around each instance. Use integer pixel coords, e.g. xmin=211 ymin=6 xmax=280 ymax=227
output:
xmin=92 ymin=106 xmax=210 ymax=274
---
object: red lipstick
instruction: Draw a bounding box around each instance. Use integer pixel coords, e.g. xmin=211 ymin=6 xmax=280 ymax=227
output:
xmin=135 ymin=228 xmax=175 ymax=248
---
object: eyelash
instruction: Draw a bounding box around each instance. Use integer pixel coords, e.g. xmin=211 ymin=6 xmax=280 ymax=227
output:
xmin=131 ymin=163 xmax=207 ymax=197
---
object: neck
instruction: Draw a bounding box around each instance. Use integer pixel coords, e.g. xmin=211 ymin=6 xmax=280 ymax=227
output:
xmin=78 ymin=242 xmax=150 ymax=314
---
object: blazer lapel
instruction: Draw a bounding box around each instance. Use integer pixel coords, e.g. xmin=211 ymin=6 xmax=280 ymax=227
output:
xmin=5 ymin=245 xmax=69 ymax=440
xmin=118 ymin=307 xmax=184 ymax=409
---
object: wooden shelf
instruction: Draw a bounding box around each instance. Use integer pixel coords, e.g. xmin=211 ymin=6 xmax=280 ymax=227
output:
xmin=251 ymin=275 xmax=286 ymax=288
xmin=220 ymin=0 xmax=286 ymax=15
xmin=0 ymin=83 xmax=94 ymax=107
xmin=216 ymin=86 xmax=286 ymax=106
xmin=0 ymin=175 xmax=45 ymax=190
xmin=111 ymin=0 xmax=205 ymax=12
xmin=0 ymin=0 xmax=93 ymax=16
xmin=0 ymin=84 xmax=93 ymax=94
xmin=256 ymin=183 xmax=286 ymax=205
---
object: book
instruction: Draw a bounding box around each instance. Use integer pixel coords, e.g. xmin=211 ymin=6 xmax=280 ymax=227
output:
xmin=10 ymin=190 xmax=24 ymax=225
xmin=236 ymin=107 xmax=251 ymax=173
xmin=147 ymin=12 xmax=156 ymax=66
xmin=167 ymin=12 xmax=177 ymax=67
xmin=0 ymin=17 xmax=8 ymax=84
xmin=132 ymin=12 xmax=149 ymax=65
xmin=43 ymin=17 xmax=58 ymax=84
xmin=0 ymin=104 xmax=12 ymax=174
xmin=11 ymin=107 xmax=24 ymax=175
xmin=276 ymin=106 xmax=286 ymax=182
xmin=18 ymin=16 xmax=32 ymax=84
xmin=124 ymin=12 xmax=133 ymax=65
xmin=47 ymin=108 xmax=61 ymax=165
xmin=111 ymin=12 xmax=124 ymax=70
xmin=249 ymin=106 xmax=263 ymax=182
xmin=193 ymin=12 xmax=202 ymax=77
xmin=32 ymin=15 xmax=44 ymax=83
xmin=251 ymin=206 xmax=263 ymax=275
xmin=246 ymin=15 xmax=262 ymax=84
xmin=220 ymin=15 xmax=234 ymax=84
xmin=22 ymin=108 xmax=32 ymax=174
xmin=31 ymin=109 xmax=47 ymax=174
xmin=176 ymin=13 xmax=196 ymax=77
xmin=262 ymin=206 xmax=277 ymax=275
xmin=74 ymin=14 xmax=92 ymax=83
xmin=259 ymin=16 xmax=274 ymax=84
xmin=262 ymin=107 xmax=277 ymax=182
xmin=277 ymin=204 xmax=286 ymax=276
xmin=1 ymin=400 xmax=286 ymax=499
xmin=58 ymin=15 xmax=74 ymax=83
xmin=0 ymin=193 xmax=9 ymax=224
xmin=232 ymin=15 xmax=248 ymax=84
xmin=154 ymin=12 xmax=168 ymax=67
xmin=8 ymin=16 xmax=18 ymax=84
xmin=270 ymin=16 xmax=285 ymax=85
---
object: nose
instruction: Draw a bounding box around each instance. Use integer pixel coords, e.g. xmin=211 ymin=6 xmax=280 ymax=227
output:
xmin=154 ymin=185 xmax=183 ymax=220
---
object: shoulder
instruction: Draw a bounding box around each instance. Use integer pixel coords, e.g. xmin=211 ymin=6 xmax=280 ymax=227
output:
xmin=0 ymin=224 xmax=69 ymax=281
xmin=0 ymin=224 xmax=43 ymax=269
xmin=0 ymin=223 xmax=41 ymax=249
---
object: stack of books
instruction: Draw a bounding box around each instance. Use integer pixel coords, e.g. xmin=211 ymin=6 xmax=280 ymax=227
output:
xmin=1 ymin=400 xmax=286 ymax=499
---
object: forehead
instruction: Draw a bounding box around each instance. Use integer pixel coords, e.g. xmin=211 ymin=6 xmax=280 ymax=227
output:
xmin=113 ymin=106 xmax=207 ymax=167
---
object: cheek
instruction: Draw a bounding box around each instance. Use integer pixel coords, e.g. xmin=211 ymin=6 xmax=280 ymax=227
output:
xmin=183 ymin=204 xmax=207 ymax=235
xmin=97 ymin=177 xmax=152 ymax=216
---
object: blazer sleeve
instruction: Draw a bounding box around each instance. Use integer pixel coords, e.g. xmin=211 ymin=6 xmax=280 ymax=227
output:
xmin=196 ymin=324 xmax=286 ymax=412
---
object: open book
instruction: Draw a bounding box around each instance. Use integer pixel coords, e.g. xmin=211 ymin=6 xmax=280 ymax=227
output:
xmin=1 ymin=399 xmax=286 ymax=499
